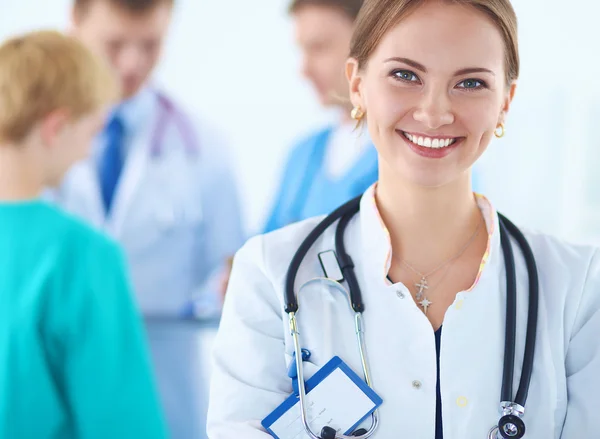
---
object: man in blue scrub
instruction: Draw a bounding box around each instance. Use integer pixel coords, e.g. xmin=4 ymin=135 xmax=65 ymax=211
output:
xmin=264 ymin=0 xmax=378 ymax=233
xmin=55 ymin=0 xmax=245 ymax=438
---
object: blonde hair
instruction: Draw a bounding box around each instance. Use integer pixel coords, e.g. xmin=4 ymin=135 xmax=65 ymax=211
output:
xmin=0 ymin=30 xmax=118 ymax=144
xmin=350 ymin=0 xmax=519 ymax=85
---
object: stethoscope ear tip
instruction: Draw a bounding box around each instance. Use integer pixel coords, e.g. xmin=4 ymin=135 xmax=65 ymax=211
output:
xmin=320 ymin=426 xmax=337 ymax=439
xmin=318 ymin=426 xmax=367 ymax=438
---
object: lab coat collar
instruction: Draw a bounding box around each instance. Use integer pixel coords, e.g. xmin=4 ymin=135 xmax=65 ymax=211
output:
xmin=112 ymin=86 xmax=156 ymax=134
xmin=93 ymin=87 xmax=157 ymax=162
xmin=359 ymin=184 xmax=501 ymax=293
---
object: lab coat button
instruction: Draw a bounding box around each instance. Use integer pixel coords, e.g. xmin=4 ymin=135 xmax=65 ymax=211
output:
xmin=412 ymin=380 xmax=422 ymax=389
xmin=396 ymin=290 xmax=405 ymax=299
xmin=455 ymin=300 xmax=464 ymax=310
xmin=456 ymin=396 xmax=468 ymax=407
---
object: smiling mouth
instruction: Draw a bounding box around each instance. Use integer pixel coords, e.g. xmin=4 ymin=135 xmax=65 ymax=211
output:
xmin=399 ymin=131 xmax=462 ymax=149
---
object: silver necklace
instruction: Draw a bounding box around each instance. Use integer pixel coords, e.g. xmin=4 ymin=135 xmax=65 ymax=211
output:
xmin=397 ymin=219 xmax=482 ymax=314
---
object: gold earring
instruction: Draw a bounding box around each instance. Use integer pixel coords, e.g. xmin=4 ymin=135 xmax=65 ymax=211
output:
xmin=351 ymin=106 xmax=364 ymax=121
xmin=494 ymin=123 xmax=505 ymax=138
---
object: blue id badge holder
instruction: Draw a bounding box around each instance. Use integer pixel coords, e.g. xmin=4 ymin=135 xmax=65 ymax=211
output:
xmin=261 ymin=352 xmax=383 ymax=439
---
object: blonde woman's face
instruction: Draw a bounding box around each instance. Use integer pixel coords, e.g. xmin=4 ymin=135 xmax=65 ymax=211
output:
xmin=348 ymin=0 xmax=516 ymax=188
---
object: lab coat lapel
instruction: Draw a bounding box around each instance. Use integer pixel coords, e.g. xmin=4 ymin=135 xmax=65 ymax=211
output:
xmin=358 ymin=185 xmax=393 ymax=288
xmin=108 ymin=121 xmax=154 ymax=239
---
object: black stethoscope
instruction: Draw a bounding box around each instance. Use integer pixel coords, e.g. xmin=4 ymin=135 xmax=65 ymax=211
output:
xmin=284 ymin=195 xmax=539 ymax=439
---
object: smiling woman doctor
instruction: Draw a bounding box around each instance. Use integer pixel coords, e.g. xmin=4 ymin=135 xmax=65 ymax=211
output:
xmin=207 ymin=0 xmax=600 ymax=438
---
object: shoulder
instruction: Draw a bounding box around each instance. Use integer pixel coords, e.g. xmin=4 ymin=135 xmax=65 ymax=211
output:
xmin=517 ymin=226 xmax=600 ymax=332
xmin=44 ymin=203 xmax=124 ymax=266
xmin=520 ymin=227 xmax=598 ymax=279
xmin=236 ymin=215 xmax=330 ymax=291
xmin=156 ymin=90 xmax=229 ymax=150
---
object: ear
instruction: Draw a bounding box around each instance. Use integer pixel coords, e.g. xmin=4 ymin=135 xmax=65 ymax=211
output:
xmin=345 ymin=57 xmax=365 ymax=110
xmin=498 ymin=80 xmax=517 ymax=125
xmin=40 ymin=109 xmax=70 ymax=148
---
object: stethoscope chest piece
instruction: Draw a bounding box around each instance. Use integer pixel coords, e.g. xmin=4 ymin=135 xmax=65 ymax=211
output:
xmin=499 ymin=414 xmax=526 ymax=438
xmin=488 ymin=413 xmax=526 ymax=439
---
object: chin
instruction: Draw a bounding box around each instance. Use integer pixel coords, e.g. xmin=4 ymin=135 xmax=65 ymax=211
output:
xmin=383 ymin=154 xmax=457 ymax=189
xmin=120 ymin=82 xmax=144 ymax=100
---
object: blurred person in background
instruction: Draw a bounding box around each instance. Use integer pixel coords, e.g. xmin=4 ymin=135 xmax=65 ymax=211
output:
xmin=53 ymin=0 xmax=245 ymax=437
xmin=263 ymin=0 xmax=378 ymax=233
xmin=0 ymin=30 xmax=166 ymax=439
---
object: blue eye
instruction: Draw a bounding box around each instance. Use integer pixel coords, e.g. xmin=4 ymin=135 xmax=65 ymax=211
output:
xmin=457 ymin=79 xmax=485 ymax=90
xmin=392 ymin=70 xmax=420 ymax=83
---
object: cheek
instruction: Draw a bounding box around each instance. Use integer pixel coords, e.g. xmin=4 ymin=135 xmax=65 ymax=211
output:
xmin=454 ymin=97 xmax=500 ymax=134
xmin=365 ymin=81 xmax=415 ymax=128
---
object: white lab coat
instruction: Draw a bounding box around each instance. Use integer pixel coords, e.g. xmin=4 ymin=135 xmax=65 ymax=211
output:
xmin=207 ymin=185 xmax=600 ymax=438
xmin=55 ymin=88 xmax=245 ymax=439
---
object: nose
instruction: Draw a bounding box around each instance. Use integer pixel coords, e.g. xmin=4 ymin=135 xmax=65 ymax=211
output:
xmin=412 ymin=85 xmax=455 ymax=129
xmin=116 ymin=44 xmax=147 ymax=77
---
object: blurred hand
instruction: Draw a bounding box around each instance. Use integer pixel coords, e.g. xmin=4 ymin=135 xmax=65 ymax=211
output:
xmin=218 ymin=256 xmax=235 ymax=301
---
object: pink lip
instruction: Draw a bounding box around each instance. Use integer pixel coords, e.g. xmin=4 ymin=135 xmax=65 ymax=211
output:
xmin=396 ymin=130 xmax=463 ymax=159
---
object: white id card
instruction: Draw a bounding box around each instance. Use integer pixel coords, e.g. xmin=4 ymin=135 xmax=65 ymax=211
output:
xmin=261 ymin=356 xmax=382 ymax=439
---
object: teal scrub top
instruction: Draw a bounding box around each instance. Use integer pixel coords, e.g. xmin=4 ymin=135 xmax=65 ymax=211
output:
xmin=0 ymin=200 xmax=168 ymax=439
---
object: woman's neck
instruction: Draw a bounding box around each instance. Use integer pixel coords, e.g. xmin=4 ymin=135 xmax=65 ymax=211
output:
xmin=376 ymin=166 xmax=483 ymax=273
xmin=0 ymin=145 xmax=44 ymax=201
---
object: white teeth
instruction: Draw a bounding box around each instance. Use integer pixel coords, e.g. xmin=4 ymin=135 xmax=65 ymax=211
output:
xmin=402 ymin=131 xmax=457 ymax=149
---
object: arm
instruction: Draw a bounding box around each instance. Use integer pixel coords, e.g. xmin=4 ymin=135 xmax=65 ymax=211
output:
xmin=561 ymin=249 xmax=600 ymax=437
xmin=51 ymin=240 xmax=168 ymax=439
xmin=207 ymin=236 xmax=291 ymax=438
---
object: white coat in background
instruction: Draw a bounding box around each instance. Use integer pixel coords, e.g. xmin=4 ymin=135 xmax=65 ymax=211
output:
xmin=56 ymin=87 xmax=245 ymax=439
xmin=207 ymin=185 xmax=600 ymax=439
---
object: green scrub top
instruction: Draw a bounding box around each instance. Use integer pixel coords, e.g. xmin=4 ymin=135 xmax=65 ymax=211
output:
xmin=0 ymin=200 xmax=168 ymax=439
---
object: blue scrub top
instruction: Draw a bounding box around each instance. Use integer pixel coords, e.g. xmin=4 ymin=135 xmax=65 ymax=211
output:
xmin=264 ymin=127 xmax=378 ymax=233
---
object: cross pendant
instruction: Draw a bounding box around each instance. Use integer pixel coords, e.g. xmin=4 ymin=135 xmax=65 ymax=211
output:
xmin=415 ymin=277 xmax=428 ymax=300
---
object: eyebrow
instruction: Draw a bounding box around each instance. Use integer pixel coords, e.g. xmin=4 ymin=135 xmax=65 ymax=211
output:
xmin=383 ymin=57 xmax=495 ymax=76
